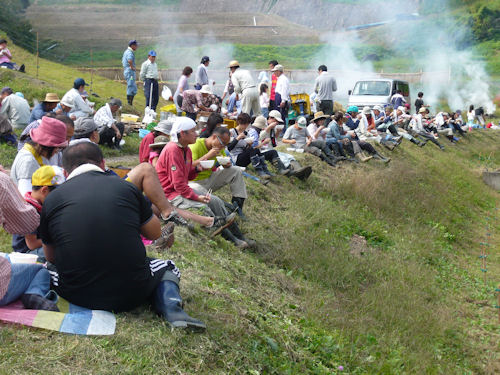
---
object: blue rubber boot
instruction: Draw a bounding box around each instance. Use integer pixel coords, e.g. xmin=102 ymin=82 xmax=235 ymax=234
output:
xmin=153 ymin=280 xmax=206 ymax=332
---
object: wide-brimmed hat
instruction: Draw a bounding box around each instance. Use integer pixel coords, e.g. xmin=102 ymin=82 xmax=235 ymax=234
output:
xmin=43 ymin=93 xmax=60 ymax=103
xmin=228 ymin=60 xmax=240 ymax=68
xmin=397 ymin=106 xmax=406 ymax=112
xmin=418 ymin=107 xmax=427 ymax=113
xmin=30 ymin=117 xmax=68 ymax=148
xmin=253 ymin=115 xmax=267 ymax=130
xmin=155 ymin=118 xmax=175 ymax=134
xmin=268 ymin=110 xmax=284 ymax=123
xmin=200 ymin=85 xmax=212 ymax=94
xmin=312 ymin=111 xmax=329 ymax=122
xmin=149 ymin=135 xmax=170 ymax=148
xmin=362 ymin=106 xmax=372 ymax=115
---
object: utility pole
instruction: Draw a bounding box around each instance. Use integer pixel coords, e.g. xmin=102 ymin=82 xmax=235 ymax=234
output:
xmin=36 ymin=32 xmax=39 ymax=79
xmin=90 ymin=48 xmax=94 ymax=92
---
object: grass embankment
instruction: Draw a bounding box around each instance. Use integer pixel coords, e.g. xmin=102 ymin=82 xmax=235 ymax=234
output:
xmin=0 ymin=131 xmax=499 ymax=374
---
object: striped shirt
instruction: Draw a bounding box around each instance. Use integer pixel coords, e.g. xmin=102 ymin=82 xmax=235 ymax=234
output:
xmin=0 ymin=172 xmax=39 ymax=235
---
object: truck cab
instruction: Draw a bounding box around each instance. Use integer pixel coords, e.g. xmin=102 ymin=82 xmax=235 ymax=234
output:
xmin=348 ymin=79 xmax=411 ymax=109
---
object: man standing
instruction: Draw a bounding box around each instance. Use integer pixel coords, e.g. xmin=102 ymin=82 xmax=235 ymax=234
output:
xmin=40 ymin=142 xmax=205 ymax=330
xmin=272 ymin=64 xmax=290 ymax=126
xmin=122 ymin=40 xmax=138 ymax=106
xmin=314 ymin=65 xmax=337 ymax=116
xmin=94 ymin=98 xmax=124 ymax=149
xmin=195 ymin=56 xmax=211 ymax=90
xmin=61 ymin=78 xmax=94 ymax=119
xmin=229 ymin=60 xmax=260 ymax=116
xmin=140 ymin=50 xmax=159 ymax=111
xmin=29 ymin=93 xmax=60 ymax=123
xmin=268 ymin=60 xmax=278 ymax=111
xmin=0 ymin=87 xmax=30 ymax=129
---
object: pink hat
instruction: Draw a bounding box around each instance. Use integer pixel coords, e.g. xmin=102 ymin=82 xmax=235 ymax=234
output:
xmin=30 ymin=117 xmax=68 ymax=148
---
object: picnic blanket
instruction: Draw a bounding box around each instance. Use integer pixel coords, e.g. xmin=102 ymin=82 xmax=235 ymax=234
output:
xmin=0 ymin=297 xmax=116 ymax=335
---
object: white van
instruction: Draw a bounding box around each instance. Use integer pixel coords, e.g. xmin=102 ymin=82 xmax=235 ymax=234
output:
xmin=348 ymin=79 xmax=411 ymax=109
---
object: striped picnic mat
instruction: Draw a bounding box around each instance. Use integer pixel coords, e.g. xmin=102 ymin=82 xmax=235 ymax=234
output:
xmin=0 ymin=298 xmax=116 ymax=335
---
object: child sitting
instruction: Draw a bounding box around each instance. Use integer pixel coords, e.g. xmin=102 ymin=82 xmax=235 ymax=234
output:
xmin=12 ymin=165 xmax=65 ymax=261
xmin=148 ymin=135 xmax=169 ymax=167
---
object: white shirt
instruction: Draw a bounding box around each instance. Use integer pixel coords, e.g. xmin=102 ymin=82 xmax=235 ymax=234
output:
xmin=231 ymin=69 xmax=256 ymax=94
xmin=412 ymin=113 xmax=425 ymax=132
xmin=259 ymin=92 xmax=269 ymax=108
xmin=93 ymin=103 xmax=115 ymax=131
xmin=0 ymin=94 xmax=30 ymax=127
xmin=62 ymin=88 xmax=93 ymax=119
xmin=139 ymin=59 xmax=159 ymax=80
xmin=275 ymin=74 xmax=290 ymax=102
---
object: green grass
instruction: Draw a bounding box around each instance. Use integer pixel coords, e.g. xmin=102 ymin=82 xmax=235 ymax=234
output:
xmin=1 ymin=131 xmax=500 ymax=374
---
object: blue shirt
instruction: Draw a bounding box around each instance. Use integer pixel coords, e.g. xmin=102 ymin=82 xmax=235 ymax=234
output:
xmin=345 ymin=115 xmax=359 ymax=130
xmin=122 ymin=48 xmax=135 ymax=69
xmin=29 ymin=103 xmax=49 ymax=123
xmin=326 ymin=120 xmax=349 ymax=140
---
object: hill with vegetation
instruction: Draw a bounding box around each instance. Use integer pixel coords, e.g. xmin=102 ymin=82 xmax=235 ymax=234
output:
xmin=0 ymin=6 xmax=499 ymax=374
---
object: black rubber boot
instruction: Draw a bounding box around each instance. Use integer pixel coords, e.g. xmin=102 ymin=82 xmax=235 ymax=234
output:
xmin=127 ymin=95 xmax=132 ymax=105
xmin=153 ymin=280 xmax=206 ymax=331
xmin=271 ymin=157 xmax=290 ymax=175
xmin=373 ymin=152 xmax=391 ymax=164
xmin=260 ymin=156 xmax=275 ymax=177
xmin=222 ymin=228 xmax=249 ymax=249
xmin=228 ymin=222 xmax=256 ymax=248
xmin=231 ymin=197 xmax=247 ymax=221
xmin=320 ymin=154 xmax=337 ymax=167
xmin=288 ymin=161 xmax=312 ymax=181
xmin=251 ymin=155 xmax=270 ymax=180
xmin=21 ymin=294 xmax=59 ymax=312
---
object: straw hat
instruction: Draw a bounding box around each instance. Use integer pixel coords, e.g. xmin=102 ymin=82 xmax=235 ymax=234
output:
xmin=418 ymin=107 xmax=427 ymax=113
xmin=228 ymin=60 xmax=240 ymax=68
xmin=252 ymin=116 xmax=267 ymax=130
xmin=149 ymin=135 xmax=170 ymax=148
xmin=312 ymin=111 xmax=329 ymax=122
xmin=43 ymin=93 xmax=60 ymax=103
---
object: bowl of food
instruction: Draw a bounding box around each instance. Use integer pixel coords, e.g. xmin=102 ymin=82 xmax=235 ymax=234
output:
xmin=199 ymin=160 xmax=215 ymax=169
xmin=244 ymin=137 xmax=254 ymax=144
xmin=216 ymin=156 xmax=231 ymax=165
xmin=9 ymin=253 xmax=38 ymax=264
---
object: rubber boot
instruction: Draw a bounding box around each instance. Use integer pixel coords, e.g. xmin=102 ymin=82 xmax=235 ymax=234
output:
xmin=271 ymin=157 xmax=291 ymax=175
xmin=320 ymin=154 xmax=337 ymax=167
xmin=372 ymin=151 xmax=391 ymax=163
xmin=153 ymin=279 xmax=206 ymax=331
xmin=260 ymin=156 xmax=275 ymax=177
xmin=127 ymin=95 xmax=133 ymax=106
xmin=222 ymin=228 xmax=249 ymax=249
xmin=228 ymin=222 xmax=256 ymax=248
xmin=381 ymin=139 xmax=395 ymax=151
xmin=411 ymin=137 xmax=425 ymax=147
xmin=130 ymin=95 xmax=134 ymax=106
xmin=113 ymin=136 xmax=122 ymax=150
xmin=288 ymin=161 xmax=312 ymax=181
xmin=231 ymin=197 xmax=247 ymax=221
xmin=251 ymin=155 xmax=270 ymax=180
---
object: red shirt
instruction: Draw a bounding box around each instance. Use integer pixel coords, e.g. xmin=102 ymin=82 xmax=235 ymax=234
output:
xmin=270 ymin=73 xmax=277 ymax=101
xmin=155 ymin=142 xmax=199 ymax=201
xmin=139 ymin=132 xmax=155 ymax=163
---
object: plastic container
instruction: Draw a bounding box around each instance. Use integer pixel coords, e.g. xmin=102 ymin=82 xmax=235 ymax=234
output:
xmin=216 ymin=156 xmax=231 ymax=165
xmin=199 ymin=160 xmax=215 ymax=169
xmin=9 ymin=253 xmax=38 ymax=264
xmin=139 ymin=128 xmax=151 ymax=139
xmin=121 ymin=114 xmax=139 ymax=123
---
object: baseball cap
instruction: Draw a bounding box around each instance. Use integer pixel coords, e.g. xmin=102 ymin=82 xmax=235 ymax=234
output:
xmin=74 ymin=117 xmax=98 ymax=136
xmin=109 ymin=98 xmax=122 ymax=107
xmin=128 ymin=40 xmax=138 ymax=46
xmin=271 ymin=64 xmax=284 ymax=72
xmin=201 ymin=56 xmax=210 ymax=63
xmin=149 ymin=50 xmax=157 ymax=57
xmin=268 ymin=110 xmax=284 ymax=123
xmin=297 ymin=116 xmax=307 ymax=128
xmin=74 ymin=78 xmax=89 ymax=87
xmin=31 ymin=165 xmax=65 ymax=187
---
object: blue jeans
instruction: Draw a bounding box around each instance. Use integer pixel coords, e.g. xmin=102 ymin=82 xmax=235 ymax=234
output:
xmin=0 ymin=262 xmax=51 ymax=306
xmin=124 ymin=69 xmax=137 ymax=96
xmin=227 ymin=92 xmax=237 ymax=113
xmin=261 ymin=107 xmax=269 ymax=118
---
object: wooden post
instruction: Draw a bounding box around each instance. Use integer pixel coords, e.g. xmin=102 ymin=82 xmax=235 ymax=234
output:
xmin=36 ymin=32 xmax=39 ymax=79
xmin=90 ymin=48 xmax=94 ymax=92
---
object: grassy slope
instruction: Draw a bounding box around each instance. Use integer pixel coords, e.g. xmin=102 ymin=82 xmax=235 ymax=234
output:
xmin=0 ymin=131 xmax=499 ymax=374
